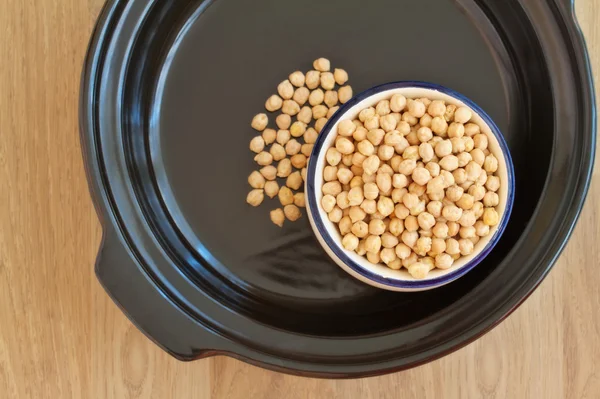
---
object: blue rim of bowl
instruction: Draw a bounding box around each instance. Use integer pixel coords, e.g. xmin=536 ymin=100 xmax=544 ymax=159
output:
xmin=306 ymin=81 xmax=515 ymax=290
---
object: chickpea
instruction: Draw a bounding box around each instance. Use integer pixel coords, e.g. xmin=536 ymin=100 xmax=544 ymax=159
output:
xmin=335 ymin=137 xmax=354 ymax=155
xmin=349 ymin=175 xmax=363 ymax=188
xmin=348 ymin=186 xmax=364 ymax=206
xmin=246 ymin=188 xmax=265 ymax=206
xmin=392 ymin=244 xmax=409 ymax=260
xmin=431 ymin=117 xmax=448 ymax=136
xmin=360 ymin=199 xmax=377 ymax=215
xmin=322 ymin=181 xmax=343 ymax=196
xmin=318 ymin=72 xmax=334 ymax=91
xmin=365 ymin=129 xmax=384 ymax=147
xmin=409 ymin=167 xmax=430 ymax=186
xmin=366 ymin=251 xmax=381 ymax=264
xmin=486 ymin=175 xmax=500 ymax=192
xmin=363 ymin=155 xmax=381 ymax=175
xmin=483 ymin=208 xmax=500 ymax=226
xmin=405 ymin=131 xmax=420 ymax=146
xmin=328 ymin=106 xmax=340 ymax=120
xmin=424 ymin=162 xmax=440 ymax=178
xmin=364 ymin=116 xmax=380 ymax=131
xmin=338 ymin=216 xmax=353 ymax=235
xmin=459 ymin=224 xmax=477 ymax=238
xmin=447 ymin=222 xmax=460 ymax=238
xmin=349 ymin=220 xmax=368 ymax=238
xmin=415 ymin=212 xmax=435 ymax=230
xmin=329 ymin=206 xmax=343 ymax=223
xmin=284 ymin=171 xmax=302 ymax=191
xmin=380 ymin=114 xmax=398 ymax=132
xmin=274 ymin=115 xmax=290 ymax=131
xmin=464 ymin=161 xmax=481 ymax=182
xmin=483 ymin=191 xmax=499 ymax=207
xmin=453 ymin=106 xmax=472 ymax=124
xmin=248 ymin=170 xmax=267 ymax=189
xmin=367 ymin=219 xmax=385 ymax=236
xmin=400 ymin=192 xmax=418 ymax=210
xmin=445 ymin=238 xmax=460 ymax=255
xmin=408 ymin=183 xmax=426 ymax=197
xmin=265 ymin=94 xmax=283 ymax=112
xmin=276 ymin=80 xmax=294 ymax=100
xmin=425 ymin=100 xmax=445 ymax=117
xmin=283 ymin=140 xmax=300 ymax=157
xmin=341 ymin=154 xmax=352 ymax=167
xmin=483 ymin=154 xmax=499 ymax=173
xmin=264 ymin=181 xmax=279 ymax=198
xmin=262 ymin=128 xmax=277 ymax=145
xmin=438 ymin=155 xmax=459 ymax=171
xmin=380 ymin=232 xmax=399 ymax=249
xmin=416 ymin=127 xmax=432 ymax=143
xmin=441 ymin=205 xmax=462 ymax=222
xmin=290 ymin=88 xmax=309 ymax=107
xmin=251 ymin=113 xmax=269 ymax=132
xmin=462 ymin=136 xmax=475 ymax=152
xmin=282 ymin=99 xmax=300 ymax=116
xmin=349 ymin=126 xmax=366 ymax=142
xmin=376 ymin=173 xmax=392 ymax=193
xmin=358 ymin=108 xmax=375 ymax=123
xmin=377 ymin=197 xmax=395 ymax=217
xmin=434 ymin=140 xmax=452 ymax=158
xmin=409 ymin=200 xmax=426 ymax=217
xmin=324 ymin=148 xmax=342 ymax=167
xmin=407 ymin=100 xmax=426 ymax=118
xmin=313 ymin=57 xmax=330 ymax=72
xmin=338 ymin=86 xmax=353 ymax=104
xmin=390 ymin=94 xmax=407 ymax=112
xmin=388 ymin=219 xmax=405 ymax=237
xmin=269 ymin=143 xmax=285 ymax=161
xmin=401 ymin=230 xmax=419 ymax=248
xmin=473 ymin=133 xmax=488 ymax=150
xmin=315 ymin=117 xmax=328 ymax=133
xmin=365 ymin=235 xmax=382 ymax=253
xmin=304 ymin=70 xmax=320 ymax=89
xmin=404 ymin=215 xmax=419 ymax=232
xmin=283 ymin=204 xmax=302 ymax=221
xmin=464 ymin=122 xmax=480 ymax=137
xmin=474 ymin=220 xmax=489 ymax=237
xmin=407 ymin=262 xmax=430 ymax=279
xmin=413 ymin=236 xmax=431 ymax=257
xmin=254 ymin=151 xmax=273 ymax=166
xmin=458 ymin=238 xmax=474 ymax=256
xmin=466 ymin=183 xmax=485 ymax=201
xmin=378 ymin=145 xmax=395 ymax=161
xmin=362 ymin=173 xmax=376 ymax=184
xmin=249 ymin=136 xmax=266 ymax=155
xmin=372 ymin=100 xmax=389 ymax=117
xmin=331 ymin=68 xmax=348 ymax=85
xmin=321 ymin=195 xmax=337 ymax=213
xmin=456 ymin=152 xmax=472 ymax=168
xmin=335 ymin=168 xmax=352 ymax=185
xmin=458 ymin=208 xmax=476 ymax=226
xmin=387 ymin=258 xmax=402 ymax=270
xmin=307 ymin=89 xmax=324 ymax=107
xmin=435 ymin=253 xmax=454 ymax=269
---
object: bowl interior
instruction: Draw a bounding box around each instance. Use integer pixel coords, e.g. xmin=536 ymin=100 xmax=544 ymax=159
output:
xmin=308 ymin=85 xmax=514 ymax=287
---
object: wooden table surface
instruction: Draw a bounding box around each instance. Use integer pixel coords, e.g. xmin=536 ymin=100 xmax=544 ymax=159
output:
xmin=1 ymin=1 xmax=599 ymax=398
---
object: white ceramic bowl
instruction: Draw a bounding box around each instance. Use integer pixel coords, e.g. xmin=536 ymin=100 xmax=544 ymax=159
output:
xmin=305 ymin=82 xmax=515 ymax=292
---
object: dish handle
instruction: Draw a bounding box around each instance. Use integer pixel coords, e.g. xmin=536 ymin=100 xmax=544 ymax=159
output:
xmin=95 ymin=228 xmax=226 ymax=361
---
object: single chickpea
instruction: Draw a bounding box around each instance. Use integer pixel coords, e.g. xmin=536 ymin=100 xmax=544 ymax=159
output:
xmin=274 ymin=130 xmax=291 ymax=146
xmin=380 ymin=114 xmax=398 ymax=132
xmin=439 ymin=155 xmax=459 ymax=171
xmin=363 ymin=155 xmax=381 ymax=175
xmin=387 ymin=258 xmax=402 ymax=270
xmin=364 ymin=116 xmax=380 ymax=131
xmin=458 ymin=238 xmax=474 ymax=255
xmin=459 ymin=209 xmax=477 ymax=227
xmin=469 ymin=148 xmax=485 ymax=166
xmin=473 ymin=133 xmax=488 ymax=150
xmin=293 ymin=87 xmax=310 ymax=106
xmin=366 ymin=251 xmax=381 ymax=264
xmin=414 ymin=127 xmax=431 ymax=144
xmin=452 ymin=168 xmax=467 ymax=185
xmin=246 ymin=189 xmax=265 ymax=206
xmin=483 ymin=208 xmax=500 ymax=226
xmin=426 ymin=100 xmax=445 ymax=117
xmin=254 ymin=151 xmax=273 ymax=166
xmin=249 ymin=136 xmax=266 ymax=154
xmin=457 ymin=152 xmax=472 ymax=168
xmin=359 ymin=182 xmax=377 ymax=200
xmin=428 ymin=191 xmax=445 ymax=201
xmin=472 ymin=221 xmax=489 ymax=238
xmin=462 ymin=136 xmax=475 ymax=152
xmin=393 ymin=243 xmax=410 ymax=260
xmin=401 ymin=193 xmax=419 ymax=210
xmin=435 ymin=140 xmax=453 ymax=158
xmin=366 ymin=129 xmax=385 ymax=146
xmin=391 ymin=174 xmax=408 ymax=190
xmin=341 ymin=232 xmax=361 ymax=252
xmin=347 ymin=186 xmax=364 ymax=206
xmin=390 ymin=94 xmax=407 ymax=112
xmin=411 ymin=167 xmax=432 ymax=186
xmin=381 ymin=232 xmax=400 ymax=249
xmin=315 ymin=117 xmax=328 ymax=133
xmin=284 ymin=204 xmax=302 ymax=221
xmin=358 ymin=107 xmax=375 ymax=122
xmin=431 ymin=117 xmax=449 ymax=136
xmin=313 ymin=57 xmax=330 ymax=72
xmin=336 ymin=168 xmax=354 ymax=185
xmin=424 ymin=176 xmax=443 ymax=195
xmin=378 ymin=145 xmax=395 ymax=161
xmin=274 ymin=115 xmax=290 ymax=131
xmin=274 ymin=160 xmax=290 ymax=180
xmin=305 ymin=70 xmax=320 ymax=89
xmin=463 ymin=122 xmax=480 ymax=136
xmin=476 ymin=169 xmax=488 ymax=186
xmin=435 ymin=253 xmax=454 ymax=269
xmin=424 ymin=162 xmax=440 ymax=178
xmin=404 ymin=215 xmax=419 ymax=232
xmin=328 ymin=106 xmax=340 ymax=119
xmin=322 ymin=90 xmax=338 ymax=108
xmin=333 ymin=68 xmax=348 ymax=85
xmin=375 ymin=100 xmax=391 ymax=116
xmin=408 ymin=182 xmax=426 ymax=197
xmin=382 ymin=131 xmax=402 ymax=147
xmin=483 ymin=192 xmax=499 ymax=207
xmin=312 ymin=105 xmax=328 ymax=120
xmin=351 ymin=127 xmax=366 ymax=142
xmin=388 ymin=219 xmax=405 ymax=237
xmin=339 ymin=217 xmax=353 ymax=235
xmin=338 ymin=86 xmax=353 ymax=103
xmin=407 ymin=262 xmax=430 ymax=279
xmin=416 ymin=212 xmax=435 ymax=230
xmin=368 ymin=219 xmax=386 ymax=236
xmin=445 ymin=185 xmax=463 ymax=202
xmin=467 ymin=184 xmax=485 ymax=201
xmin=464 ymin=161 xmax=482 ymax=181
xmin=376 ymin=173 xmax=392 ymax=193
xmin=325 ymin=147 xmax=342 ymax=166
xmin=349 ymin=175 xmax=363 ymax=188
xmin=277 ymin=80 xmax=294 ymax=100
xmin=248 ymin=170 xmax=266 ymax=189
xmin=278 ymin=186 xmax=294 ymax=206
xmin=454 ymin=107 xmax=472 ymax=124
xmin=262 ymin=129 xmax=277 ymax=145
xmin=355 ymin=140 xmax=373 ymax=157
xmin=407 ymin=100 xmax=426 ymax=118
xmin=335 ymin=137 xmax=354 ymax=155
xmin=365 ymin=235 xmax=382 ymax=253
xmin=441 ymin=104 xmax=455 ymax=121
xmin=360 ymin=199 xmax=376 ymax=215
xmin=308 ymin=89 xmax=324 ymax=107
xmin=455 ymin=193 xmax=474 ymax=210
xmin=362 ymin=172 xmax=376 ymax=184
xmin=470 ymin=236 xmax=481 ymax=246
xmin=269 ymin=208 xmax=285 ymax=227
xmin=442 ymin=205 xmax=463 ymax=222
xmin=265 ymin=181 xmax=279 ymax=198
xmin=450 ymin=138 xmax=465 ymax=154
xmin=251 ymin=113 xmax=268 ymax=131
xmin=431 ymin=222 xmax=449 ymax=240
xmin=265 ymin=94 xmax=283 ymax=112
xmin=286 ymin=171 xmax=303 ymax=191
xmin=486 ymin=176 xmax=500 ymax=192
xmin=416 ymin=143 xmax=433 ymax=163
xmin=443 ymin=238 xmax=459 ymax=256
xmin=320 ymin=72 xmax=335 ymax=91
xmin=329 ymin=206 xmax=343 ymax=223
xmin=377 ymin=197 xmax=395 ymax=217
xmin=282 ymin=100 xmax=300 ymax=116
xmin=321 ymin=195 xmax=337 ymax=213
xmin=394 ymin=204 xmax=410 ymax=219
xmin=483 ymin=154 xmax=499 ymax=173
xmin=322 ymin=181 xmax=342 ymax=196
xmin=260 ymin=165 xmax=277 ymax=181
xmin=269 ymin=143 xmax=286 ymax=161
xmin=284 ymin=139 xmax=301 ymax=156
xmin=448 ymin=221 xmax=459 ymax=238
xmin=351 ymin=221 xmax=369 ymax=238
xmin=401 ymin=230 xmax=419 ymax=248
xmin=377 ymin=248 xmax=395 ymax=265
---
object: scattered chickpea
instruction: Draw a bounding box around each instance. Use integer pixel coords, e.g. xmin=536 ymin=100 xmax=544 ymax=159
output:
xmin=286 ymin=171 xmax=303 ymax=190
xmin=342 ymin=234 xmax=359 ymax=251
xmin=338 ymin=86 xmax=353 ymax=104
xmin=265 ymin=181 xmax=279 ymax=198
xmin=262 ymin=128 xmax=276 ymax=145
xmin=431 ymin=117 xmax=448 ymax=136
xmin=248 ymin=171 xmax=266 ymax=189
xmin=260 ymin=165 xmax=277 ymax=181
xmin=293 ymin=87 xmax=310 ymax=106
xmin=254 ymin=151 xmax=273 ymax=166
xmin=408 ymin=262 xmax=430 ymax=279
xmin=270 ymin=208 xmax=285 ymax=227
xmin=483 ymin=208 xmax=500 ymax=226
xmin=265 ymin=95 xmax=283 ymax=112
xmin=454 ymin=107 xmax=472 ymax=124
xmin=435 ymin=253 xmax=454 ymax=269
xmin=251 ymin=113 xmax=268 ymax=131
xmin=408 ymin=100 xmax=426 ymax=118
xmin=284 ymin=204 xmax=302 ymax=221
xmin=282 ymin=100 xmax=300 ymax=116
xmin=270 ymin=143 xmax=286 ymax=161
xmin=320 ymin=72 xmax=335 ymax=91
xmin=247 ymin=189 xmax=264 ymax=207
xmin=249 ymin=136 xmax=265 ymax=153
xmin=313 ymin=58 xmax=330 ymax=72
xmin=486 ymin=176 xmax=500 ymax=192
xmin=276 ymin=114 xmax=291 ymax=130
xmin=291 ymin=154 xmax=307 ymax=169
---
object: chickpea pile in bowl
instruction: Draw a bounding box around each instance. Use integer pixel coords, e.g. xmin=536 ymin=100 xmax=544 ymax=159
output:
xmin=310 ymin=85 xmax=512 ymax=284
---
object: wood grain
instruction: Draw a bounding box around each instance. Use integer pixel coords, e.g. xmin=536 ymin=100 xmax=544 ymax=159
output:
xmin=0 ymin=0 xmax=598 ymax=398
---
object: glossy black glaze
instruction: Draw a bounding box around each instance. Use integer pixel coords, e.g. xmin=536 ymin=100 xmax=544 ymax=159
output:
xmin=80 ymin=0 xmax=595 ymax=377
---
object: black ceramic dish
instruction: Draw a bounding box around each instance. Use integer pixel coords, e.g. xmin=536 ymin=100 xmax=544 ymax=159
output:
xmin=81 ymin=0 xmax=595 ymax=378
